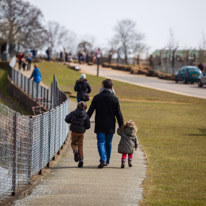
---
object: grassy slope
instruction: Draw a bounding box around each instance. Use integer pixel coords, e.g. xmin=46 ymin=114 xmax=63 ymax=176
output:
xmin=39 ymin=62 xmax=206 ymax=205
xmin=0 ymin=69 xmax=29 ymax=114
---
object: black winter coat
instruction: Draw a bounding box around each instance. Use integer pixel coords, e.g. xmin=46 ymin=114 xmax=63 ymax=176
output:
xmin=87 ymin=90 xmax=124 ymax=134
xmin=74 ymin=79 xmax=91 ymax=101
xmin=65 ymin=108 xmax=90 ymax=133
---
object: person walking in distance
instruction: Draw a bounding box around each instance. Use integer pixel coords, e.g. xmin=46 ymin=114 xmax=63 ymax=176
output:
xmin=87 ymin=79 xmax=124 ymax=168
xmin=74 ymin=74 xmax=91 ymax=102
xmin=16 ymin=52 xmax=23 ymax=70
xmin=65 ymin=101 xmax=90 ymax=167
xmin=117 ymin=120 xmax=138 ymax=168
xmin=95 ymin=48 xmax=102 ymax=76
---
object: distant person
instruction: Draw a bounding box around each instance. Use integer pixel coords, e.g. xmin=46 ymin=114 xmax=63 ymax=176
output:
xmin=46 ymin=47 xmax=51 ymax=61
xmin=117 ymin=120 xmax=138 ymax=168
xmin=74 ymin=73 xmax=91 ymax=102
xmin=87 ymin=79 xmax=124 ymax=168
xmin=31 ymin=49 xmax=37 ymax=60
xmin=60 ymin=51 xmax=63 ymax=61
xmin=68 ymin=52 xmax=72 ymax=62
xmin=29 ymin=64 xmax=41 ymax=83
xmin=78 ymin=51 xmax=83 ymax=64
xmin=198 ymin=63 xmax=204 ymax=72
xmin=95 ymin=48 xmax=102 ymax=76
xmin=16 ymin=52 xmax=23 ymax=70
xmin=65 ymin=101 xmax=90 ymax=167
xmin=65 ymin=52 xmax=68 ymax=62
xmin=22 ymin=59 xmax=26 ymax=71
xmin=26 ymin=55 xmax=32 ymax=70
xmin=86 ymin=53 xmax=90 ymax=64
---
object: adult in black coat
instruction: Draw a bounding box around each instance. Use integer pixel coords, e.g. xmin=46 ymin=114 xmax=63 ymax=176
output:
xmin=74 ymin=73 xmax=91 ymax=102
xmin=87 ymin=79 xmax=124 ymax=168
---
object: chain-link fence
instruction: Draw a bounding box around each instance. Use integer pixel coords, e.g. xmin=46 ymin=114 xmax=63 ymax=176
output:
xmin=0 ymin=58 xmax=69 ymax=201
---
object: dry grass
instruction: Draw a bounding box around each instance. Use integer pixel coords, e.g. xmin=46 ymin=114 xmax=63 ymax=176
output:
xmin=38 ymin=62 xmax=206 ymax=205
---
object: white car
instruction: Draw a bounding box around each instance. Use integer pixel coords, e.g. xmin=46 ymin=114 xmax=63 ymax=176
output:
xmin=198 ymin=71 xmax=206 ymax=87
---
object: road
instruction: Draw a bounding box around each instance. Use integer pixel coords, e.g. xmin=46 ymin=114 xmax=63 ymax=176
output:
xmin=70 ymin=63 xmax=206 ymax=99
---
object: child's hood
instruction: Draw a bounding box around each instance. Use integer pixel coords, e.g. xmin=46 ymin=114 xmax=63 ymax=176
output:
xmin=125 ymin=126 xmax=135 ymax=136
xmin=74 ymin=108 xmax=86 ymax=118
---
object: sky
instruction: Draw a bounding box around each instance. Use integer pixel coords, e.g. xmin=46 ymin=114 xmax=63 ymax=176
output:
xmin=27 ymin=0 xmax=206 ymax=54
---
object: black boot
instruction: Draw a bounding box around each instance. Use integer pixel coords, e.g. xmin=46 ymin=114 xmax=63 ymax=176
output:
xmin=78 ymin=158 xmax=83 ymax=168
xmin=121 ymin=159 xmax=125 ymax=168
xmin=74 ymin=150 xmax=79 ymax=162
xmin=98 ymin=161 xmax=105 ymax=168
xmin=128 ymin=158 xmax=132 ymax=167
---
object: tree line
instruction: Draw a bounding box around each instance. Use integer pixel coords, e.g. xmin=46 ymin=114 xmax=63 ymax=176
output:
xmin=0 ymin=0 xmax=146 ymax=64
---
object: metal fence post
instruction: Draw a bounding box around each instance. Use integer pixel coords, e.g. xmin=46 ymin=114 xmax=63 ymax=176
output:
xmin=39 ymin=115 xmax=44 ymax=174
xmin=27 ymin=116 xmax=33 ymax=183
xmin=24 ymin=76 xmax=26 ymax=92
xmin=12 ymin=113 xmax=17 ymax=196
xmin=32 ymin=81 xmax=34 ymax=99
xmin=47 ymin=112 xmax=51 ymax=167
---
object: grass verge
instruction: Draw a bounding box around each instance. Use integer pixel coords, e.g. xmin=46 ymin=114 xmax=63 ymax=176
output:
xmin=0 ymin=69 xmax=29 ymax=114
xmin=38 ymin=62 xmax=206 ymax=205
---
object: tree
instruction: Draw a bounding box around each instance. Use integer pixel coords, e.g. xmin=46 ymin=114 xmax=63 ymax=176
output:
xmin=46 ymin=21 xmax=67 ymax=50
xmin=60 ymin=30 xmax=77 ymax=54
xmin=111 ymin=19 xmax=145 ymax=64
xmin=77 ymin=41 xmax=92 ymax=54
xmin=0 ymin=0 xmax=47 ymax=56
xmin=199 ymin=33 xmax=206 ymax=64
xmin=166 ymin=29 xmax=178 ymax=74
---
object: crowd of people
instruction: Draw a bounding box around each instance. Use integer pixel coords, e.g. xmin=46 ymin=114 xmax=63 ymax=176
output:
xmin=16 ymin=49 xmax=37 ymax=71
xmin=66 ymin=77 xmax=138 ymax=169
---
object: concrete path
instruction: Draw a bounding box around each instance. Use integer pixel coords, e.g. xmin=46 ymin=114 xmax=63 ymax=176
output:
xmin=69 ymin=63 xmax=206 ymax=99
xmin=13 ymin=100 xmax=146 ymax=206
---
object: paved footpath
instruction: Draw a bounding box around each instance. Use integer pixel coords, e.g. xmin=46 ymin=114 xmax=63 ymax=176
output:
xmin=13 ymin=97 xmax=146 ymax=206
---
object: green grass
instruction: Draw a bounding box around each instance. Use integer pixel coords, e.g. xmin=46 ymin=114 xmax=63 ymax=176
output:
xmin=38 ymin=62 xmax=206 ymax=205
xmin=0 ymin=69 xmax=29 ymax=114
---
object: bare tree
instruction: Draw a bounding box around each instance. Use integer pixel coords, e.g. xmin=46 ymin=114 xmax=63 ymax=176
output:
xmin=0 ymin=0 xmax=47 ymax=56
xmin=77 ymin=41 xmax=92 ymax=54
xmin=46 ymin=21 xmax=67 ymax=50
xmin=199 ymin=33 xmax=206 ymax=64
xmin=111 ymin=19 xmax=145 ymax=64
xmin=46 ymin=21 xmax=77 ymax=56
xmin=61 ymin=30 xmax=77 ymax=54
xmin=167 ymin=29 xmax=178 ymax=74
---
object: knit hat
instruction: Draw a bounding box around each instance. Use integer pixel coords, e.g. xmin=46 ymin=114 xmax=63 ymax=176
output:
xmin=80 ymin=73 xmax=86 ymax=79
xmin=77 ymin=101 xmax=87 ymax=110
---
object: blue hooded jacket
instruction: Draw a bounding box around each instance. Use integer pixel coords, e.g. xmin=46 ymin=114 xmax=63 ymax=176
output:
xmin=30 ymin=67 xmax=41 ymax=83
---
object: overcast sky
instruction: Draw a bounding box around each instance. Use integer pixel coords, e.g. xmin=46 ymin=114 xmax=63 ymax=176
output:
xmin=27 ymin=0 xmax=206 ymax=54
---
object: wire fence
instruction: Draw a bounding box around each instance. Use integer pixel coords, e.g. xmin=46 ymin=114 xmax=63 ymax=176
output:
xmin=0 ymin=58 xmax=69 ymax=201
xmin=9 ymin=66 xmax=64 ymax=110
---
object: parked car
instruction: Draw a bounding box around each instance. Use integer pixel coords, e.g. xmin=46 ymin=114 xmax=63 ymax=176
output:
xmin=175 ymin=66 xmax=202 ymax=84
xmin=198 ymin=71 xmax=206 ymax=87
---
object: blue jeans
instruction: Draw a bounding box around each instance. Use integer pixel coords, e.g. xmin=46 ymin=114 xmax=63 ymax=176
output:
xmin=97 ymin=133 xmax=113 ymax=164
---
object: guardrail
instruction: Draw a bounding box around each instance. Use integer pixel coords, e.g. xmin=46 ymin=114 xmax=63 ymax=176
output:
xmin=0 ymin=57 xmax=69 ymax=201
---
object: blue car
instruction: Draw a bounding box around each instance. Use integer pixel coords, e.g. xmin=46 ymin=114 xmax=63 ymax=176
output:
xmin=175 ymin=66 xmax=202 ymax=84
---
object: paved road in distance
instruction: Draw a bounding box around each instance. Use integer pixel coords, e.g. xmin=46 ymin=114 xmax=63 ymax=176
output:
xmin=71 ymin=63 xmax=206 ymax=99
